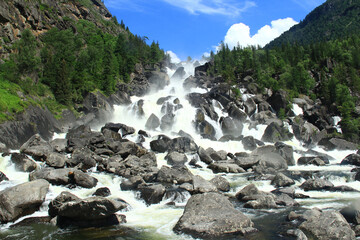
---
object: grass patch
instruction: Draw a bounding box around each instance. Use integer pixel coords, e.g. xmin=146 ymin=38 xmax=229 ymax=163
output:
xmin=0 ymin=80 xmax=28 ymax=122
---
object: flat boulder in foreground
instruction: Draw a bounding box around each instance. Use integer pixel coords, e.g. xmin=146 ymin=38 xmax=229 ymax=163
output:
xmin=174 ymin=192 xmax=256 ymax=238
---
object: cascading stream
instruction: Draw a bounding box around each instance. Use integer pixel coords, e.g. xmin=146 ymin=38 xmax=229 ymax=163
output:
xmin=0 ymin=60 xmax=359 ymax=239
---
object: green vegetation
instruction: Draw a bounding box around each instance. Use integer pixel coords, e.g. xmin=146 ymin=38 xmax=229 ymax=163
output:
xmin=208 ymin=34 xmax=360 ymax=142
xmin=0 ymin=19 xmax=164 ymax=122
xmin=267 ymin=0 xmax=360 ymax=48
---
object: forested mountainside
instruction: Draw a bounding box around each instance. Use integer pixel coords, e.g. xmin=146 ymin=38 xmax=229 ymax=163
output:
xmin=266 ymin=0 xmax=360 ymax=48
xmin=0 ymin=0 xmax=165 ymax=122
xmin=208 ymin=35 xmax=360 ymax=142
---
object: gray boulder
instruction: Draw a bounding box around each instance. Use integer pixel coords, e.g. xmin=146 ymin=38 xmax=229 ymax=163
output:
xmin=48 ymin=191 xmax=81 ymax=217
xmin=299 ymin=208 xmax=355 ymax=240
xmin=50 ymin=138 xmax=68 ymax=153
xmin=261 ymin=122 xmax=293 ymax=143
xmin=165 ymin=151 xmax=188 ymax=167
xmin=192 ymin=175 xmax=218 ymax=194
xmin=46 ymin=152 xmax=67 ymax=168
xmin=10 ymin=153 xmax=37 ymax=172
xmin=300 ymin=178 xmax=334 ymax=191
xmin=210 ymin=176 xmax=230 ymax=192
xmin=174 ymin=192 xmax=255 ymax=238
xmin=169 ymin=137 xmax=198 ymax=154
xmin=138 ymin=183 xmax=166 ymax=205
xmin=20 ymin=134 xmax=53 ymax=161
xmin=271 ymin=173 xmax=295 ymax=187
xmin=208 ymin=162 xmax=245 ymax=173
xmin=157 ymin=166 xmax=193 ymax=184
xmin=120 ymin=176 xmax=145 ymax=191
xmin=341 ymin=199 xmax=360 ymax=225
xmin=228 ymin=103 xmax=247 ymax=122
xmin=253 ymin=152 xmax=288 ymax=174
xmin=145 ymin=113 xmax=160 ymax=130
xmin=0 ymin=179 xmax=49 ymax=223
xmin=341 ymin=154 xmax=360 ymax=166
xmin=150 ymin=135 xmax=172 ymax=153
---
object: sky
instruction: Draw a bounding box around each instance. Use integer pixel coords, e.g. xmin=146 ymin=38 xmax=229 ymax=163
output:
xmin=103 ymin=0 xmax=326 ymax=62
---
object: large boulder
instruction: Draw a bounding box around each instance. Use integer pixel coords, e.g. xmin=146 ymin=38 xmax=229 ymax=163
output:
xmin=300 ymin=178 xmax=334 ymax=191
xmin=46 ymin=152 xmax=67 ymax=168
xmin=147 ymin=71 xmax=170 ymax=90
xmin=0 ymin=179 xmax=49 ymax=223
xmin=145 ymin=113 xmax=160 ymax=130
xmin=171 ymin=67 xmax=186 ymax=79
xmin=165 ymin=151 xmax=188 ymax=167
xmin=157 ymin=166 xmax=193 ymax=184
xmin=267 ymin=90 xmax=288 ymax=113
xmin=341 ymin=154 xmax=360 ymax=166
xmin=220 ymin=117 xmax=243 ymax=137
xmin=48 ymin=191 xmax=81 ymax=217
xmin=228 ymin=103 xmax=247 ymax=122
xmin=318 ymin=138 xmax=358 ymax=151
xmin=10 ymin=153 xmax=37 ymax=172
xmin=169 ymin=137 xmax=198 ymax=153
xmin=253 ymin=152 xmax=288 ymax=174
xmin=173 ymin=192 xmax=255 ymax=238
xmin=138 ymin=183 xmax=166 ymax=205
xmin=261 ymin=122 xmax=293 ymax=143
xmin=271 ymin=173 xmax=295 ymax=187
xmin=19 ymin=134 xmax=53 ymax=161
xmin=299 ymin=208 xmax=355 ymax=240
xmin=341 ymin=199 xmax=360 ymax=225
xmin=102 ymin=123 xmax=135 ymax=138
xmin=210 ymin=176 xmax=230 ymax=192
xmin=150 ymin=135 xmax=172 ymax=153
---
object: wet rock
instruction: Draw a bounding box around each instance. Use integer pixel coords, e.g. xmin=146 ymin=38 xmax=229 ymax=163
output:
xmin=48 ymin=192 xmax=81 ymax=218
xmin=209 ymin=150 xmax=228 ymax=161
xmin=272 ymin=187 xmax=296 ymax=198
xmin=160 ymin=113 xmax=175 ymax=131
xmin=299 ymin=208 xmax=355 ymax=240
xmin=236 ymin=184 xmax=270 ymax=202
xmin=165 ymin=151 xmax=188 ymax=167
xmin=300 ymin=178 xmax=334 ymax=191
xmin=208 ymin=162 xmax=246 ymax=173
xmin=292 ymin=118 xmax=320 ymax=145
xmin=93 ymin=187 xmax=111 ymax=197
xmin=157 ymin=96 xmax=172 ymax=105
xmin=261 ymin=122 xmax=293 ymax=143
xmin=341 ymin=200 xmax=360 ymax=225
xmin=50 ymin=139 xmax=68 ymax=153
xmin=10 ymin=153 xmax=37 ymax=172
xmin=169 ymin=137 xmax=198 ymax=154
xmin=275 ymin=142 xmax=295 ymax=166
xmin=235 ymin=156 xmax=259 ymax=170
xmin=275 ymin=193 xmax=299 ymax=207
xmin=192 ymin=175 xmax=218 ymax=194
xmin=68 ymin=148 xmax=95 ymax=170
xmin=271 ymin=173 xmax=295 ymax=187
xmin=102 ymin=128 xmax=122 ymax=141
xmin=228 ymin=103 xmax=247 ymax=122
xmin=286 ymin=229 xmax=308 ymax=240
xmin=331 ymin=185 xmax=359 ymax=192
xmin=210 ymin=176 xmax=230 ymax=192
xmin=171 ymin=67 xmax=186 ymax=79
xmin=145 ymin=113 xmax=160 ymax=130
xmin=11 ymin=216 xmax=52 ymax=227
xmin=115 ymin=154 xmax=158 ymax=180
xmin=46 ymin=152 xmax=67 ymax=168
xmin=198 ymin=147 xmax=213 ymax=164
xmin=0 ymin=171 xmax=9 ymax=182
xmin=157 ymin=166 xmax=193 ymax=184
xmin=195 ymin=119 xmax=216 ymax=139
xmin=148 ymin=71 xmax=170 ymax=90
xmin=102 ymin=123 xmax=135 ymax=138
xmin=244 ymin=195 xmax=278 ymax=209
xmin=138 ymin=183 xmax=166 ymax=205
xmin=244 ymin=98 xmax=257 ymax=116
xmin=174 ymin=192 xmax=256 ymax=238
xmin=341 ymin=154 xmax=360 ymax=166
xmin=253 ymin=152 xmax=288 ymax=174
xmin=242 ymin=136 xmax=258 ymax=151
xmin=268 ymin=90 xmax=288 ymax=113
xmin=252 ymin=111 xmax=278 ymax=125
xmin=220 ymin=117 xmax=243 ymax=137
xmin=120 ymin=176 xmax=145 ymax=191
xmin=298 ymin=156 xmax=328 ymax=166
xmin=150 ymin=135 xmax=172 ymax=153
xmin=20 ymin=134 xmax=52 ymax=161
xmin=66 ymin=125 xmax=92 ymax=140
xmin=115 ymin=141 xmax=147 ymax=159
xmin=318 ymin=137 xmax=358 ymax=151
xmin=0 ymin=179 xmax=49 ymax=223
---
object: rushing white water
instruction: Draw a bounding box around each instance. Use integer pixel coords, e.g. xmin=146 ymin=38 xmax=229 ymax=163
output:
xmin=0 ymin=60 xmax=359 ymax=239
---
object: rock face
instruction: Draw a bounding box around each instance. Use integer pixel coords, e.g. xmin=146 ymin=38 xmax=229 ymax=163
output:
xmin=174 ymin=192 xmax=255 ymax=238
xmin=0 ymin=179 xmax=49 ymax=223
xmin=299 ymin=208 xmax=355 ymax=240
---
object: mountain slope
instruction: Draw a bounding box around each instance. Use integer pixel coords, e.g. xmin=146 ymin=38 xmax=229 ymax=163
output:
xmin=266 ymin=0 xmax=360 ymax=48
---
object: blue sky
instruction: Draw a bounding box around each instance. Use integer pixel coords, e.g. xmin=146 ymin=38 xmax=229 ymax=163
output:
xmin=103 ymin=0 xmax=326 ymax=61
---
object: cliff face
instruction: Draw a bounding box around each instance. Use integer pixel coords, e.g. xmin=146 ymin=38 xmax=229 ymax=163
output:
xmin=0 ymin=0 xmax=122 ymax=58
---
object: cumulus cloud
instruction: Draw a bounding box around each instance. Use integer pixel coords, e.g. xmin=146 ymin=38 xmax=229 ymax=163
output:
xmin=166 ymin=50 xmax=181 ymax=63
xmin=161 ymin=0 xmax=256 ymax=17
xmin=223 ymin=18 xmax=298 ymax=49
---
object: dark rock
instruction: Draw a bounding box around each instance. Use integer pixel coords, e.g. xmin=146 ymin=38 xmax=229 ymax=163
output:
xmin=271 ymin=187 xmax=296 ymax=198
xmin=228 ymin=103 xmax=247 ymax=122
xmin=173 ymin=192 xmax=256 ymax=238
xmin=66 ymin=125 xmax=92 ymax=140
xmin=68 ymin=148 xmax=95 ymax=170
xmin=298 ymin=156 xmax=328 ymax=166
xmin=145 ymin=113 xmax=160 ymax=130
xmin=292 ymin=118 xmax=320 ymax=145
xmin=10 ymin=153 xmax=37 ymax=172
xmin=0 ymin=171 xmax=8 ymax=182
xmin=102 ymin=123 xmax=135 ymax=137
xmin=48 ymin=191 xmax=81 ymax=218
xmin=147 ymin=71 xmax=170 ymax=90
xmin=157 ymin=96 xmax=172 ymax=105
xmin=210 ymin=176 xmax=230 ymax=192
xmin=120 ymin=176 xmax=145 ymax=191
xmin=331 ymin=185 xmax=359 ymax=192
xmin=198 ymin=147 xmax=213 ymax=164
xmin=299 ymin=208 xmax=355 ymax=240
xmin=253 ymin=152 xmax=288 ymax=174
xmin=19 ymin=134 xmax=53 ymax=161
xmin=160 ymin=113 xmax=175 ymax=131
xmin=341 ymin=154 xmax=360 ymax=166
xmin=208 ymin=162 xmax=246 ymax=173
xmin=286 ymin=229 xmax=308 ymax=240
xmin=341 ymin=200 xmax=360 ymax=225
xmin=150 ymin=135 xmax=172 ymax=153
xmin=243 ymin=195 xmax=278 ymax=209
xmin=209 ymin=150 xmax=228 ymax=161
xmin=192 ymin=175 xmax=218 ymax=194
xmin=165 ymin=151 xmax=188 ymax=167
xmin=169 ymin=137 xmax=198 ymax=153
xmin=11 ymin=216 xmax=52 ymax=227
xmin=236 ymin=183 xmax=270 ymax=202
xmin=242 ymin=136 xmax=257 ymax=151
xmin=275 ymin=193 xmax=299 ymax=207
xmin=195 ymin=118 xmax=216 ymax=139
xmin=235 ymin=156 xmax=259 ymax=170
xmin=46 ymin=152 xmax=67 ymax=168
xmin=244 ymin=98 xmax=256 ymax=116
xmin=271 ymin=173 xmax=295 ymax=187
xmin=93 ymin=187 xmax=111 ymax=197
xmin=157 ymin=166 xmax=193 ymax=184
xmin=171 ymin=67 xmax=186 ymax=79
xmin=300 ymin=178 xmax=334 ymax=191
xmin=0 ymin=179 xmax=49 ymax=223
xmin=275 ymin=142 xmax=295 ymax=166
xmin=267 ymin=90 xmax=288 ymax=113
xmin=318 ymin=137 xmax=358 ymax=151
xmin=261 ymin=122 xmax=293 ymax=143
xmin=252 ymin=111 xmax=278 ymax=125
xmin=138 ymin=183 xmax=166 ymax=205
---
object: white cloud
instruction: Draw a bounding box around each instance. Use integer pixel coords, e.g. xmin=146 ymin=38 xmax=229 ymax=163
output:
xmin=161 ymin=0 xmax=256 ymax=17
xmin=166 ymin=50 xmax=181 ymax=63
xmin=223 ymin=18 xmax=298 ymax=49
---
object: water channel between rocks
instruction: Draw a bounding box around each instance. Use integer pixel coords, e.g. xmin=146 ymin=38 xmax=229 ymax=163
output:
xmin=0 ymin=61 xmax=358 ymax=240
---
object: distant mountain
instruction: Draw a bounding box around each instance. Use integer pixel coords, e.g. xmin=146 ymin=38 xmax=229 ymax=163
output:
xmin=266 ymin=0 xmax=360 ymax=48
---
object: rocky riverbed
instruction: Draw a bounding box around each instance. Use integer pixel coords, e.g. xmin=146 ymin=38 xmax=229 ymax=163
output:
xmin=0 ymin=61 xmax=359 ymax=239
